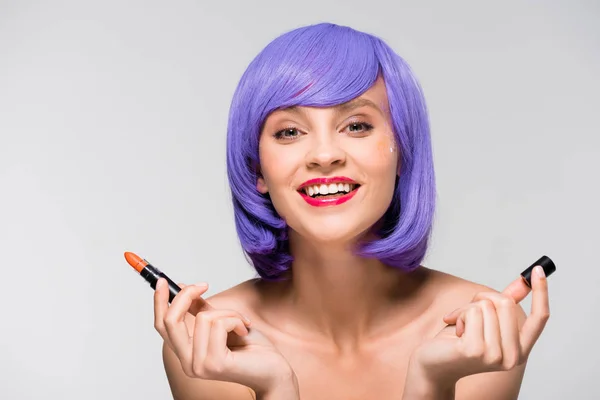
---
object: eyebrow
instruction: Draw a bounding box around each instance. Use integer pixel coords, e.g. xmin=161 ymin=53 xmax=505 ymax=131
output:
xmin=283 ymin=98 xmax=385 ymax=118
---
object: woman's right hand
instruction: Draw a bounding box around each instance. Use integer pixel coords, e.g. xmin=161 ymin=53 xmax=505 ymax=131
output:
xmin=153 ymin=278 xmax=299 ymax=397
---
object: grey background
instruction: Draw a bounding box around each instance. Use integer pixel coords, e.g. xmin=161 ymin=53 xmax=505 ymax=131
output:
xmin=1 ymin=1 xmax=598 ymax=399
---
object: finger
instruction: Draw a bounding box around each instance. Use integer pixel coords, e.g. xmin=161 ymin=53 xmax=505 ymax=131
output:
xmin=501 ymin=276 xmax=531 ymax=304
xmin=461 ymin=306 xmax=484 ymax=350
xmin=443 ymin=307 xmax=461 ymax=324
xmin=153 ymin=278 xmax=170 ymax=340
xmin=206 ymin=317 xmax=249 ymax=366
xmin=444 ymin=304 xmax=472 ymax=335
xmin=454 ymin=303 xmax=483 ymax=337
xmin=478 ymin=299 xmax=503 ymax=367
xmin=164 ymin=284 xmax=209 ymax=360
xmin=456 ymin=312 xmax=466 ymax=337
xmin=443 ymin=290 xmax=494 ymax=324
xmin=475 ymin=292 xmax=521 ymax=369
xmin=520 ymin=266 xmax=550 ymax=357
xmin=168 ymin=283 xmax=209 ymax=319
xmin=186 ymin=282 xmax=215 ymax=315
xmin=176 ymin=282 xmax=217 ymax=315
xmin=192 ymin=309 xmax=252 ymax=367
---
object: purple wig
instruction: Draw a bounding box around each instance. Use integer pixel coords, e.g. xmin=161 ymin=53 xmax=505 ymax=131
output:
xmin=226 ymin=23 xmax=436 ymax=280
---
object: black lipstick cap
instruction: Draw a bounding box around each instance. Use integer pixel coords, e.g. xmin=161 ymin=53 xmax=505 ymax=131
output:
xmin=520 ymin=255 xmax=556 ymax=287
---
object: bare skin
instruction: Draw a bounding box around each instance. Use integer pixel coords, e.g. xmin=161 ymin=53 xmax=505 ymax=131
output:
xmin=159 ymin=76 xmax=535 ymax=399
xmin=162 ymin=269 xmax=527 ymax=399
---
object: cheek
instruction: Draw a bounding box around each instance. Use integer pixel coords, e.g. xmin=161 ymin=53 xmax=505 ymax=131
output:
xmin=259 ymin=145 xmax=300 ymax=189
xmin=375 ymin=130 xmax=399 ymax=158
xmin=259 ymin=149 xmax=300 ymax=221
xmin=376 ymin=140 xmax=392 ymax=159
xmin=357 ymin=139 xmax=398 ymax=176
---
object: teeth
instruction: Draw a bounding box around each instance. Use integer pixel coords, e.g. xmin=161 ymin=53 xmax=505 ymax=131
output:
xmin=302 ymin=182 xmax=357 ymax=197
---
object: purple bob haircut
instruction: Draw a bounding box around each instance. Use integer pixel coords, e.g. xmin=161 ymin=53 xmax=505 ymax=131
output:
xmin=226 ymin=22 xmax=436 ymax=280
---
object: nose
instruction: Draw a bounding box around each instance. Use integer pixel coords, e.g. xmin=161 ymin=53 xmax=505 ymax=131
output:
xmin=305 ymin=134 xmax=346 ymax=170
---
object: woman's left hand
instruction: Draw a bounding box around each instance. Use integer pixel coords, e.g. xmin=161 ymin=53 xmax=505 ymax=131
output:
xmin=408 ymin=265 xmax=550 ymax=391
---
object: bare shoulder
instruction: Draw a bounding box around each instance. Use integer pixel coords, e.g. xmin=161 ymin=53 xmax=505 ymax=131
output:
xmin=204 ymin=278 xmax=264 ymax=317
xmin=428 ymin=266 xmax=492 ymax=290
xmin=422 ymin=267 xmax=529 ymax=400
xmin=424 ymin=267 xmax=513 ymax=310
xmin=161 ymin=279 xmax=261 ymax=400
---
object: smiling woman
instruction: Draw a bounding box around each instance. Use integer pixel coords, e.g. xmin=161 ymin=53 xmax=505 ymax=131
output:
xmin=226 ymin=25 xmax=434 ymax=281
xmin=151 ymin=22 xmax=552 ymax=400
xmin=256 ymin=75 xmax=402 ymax=250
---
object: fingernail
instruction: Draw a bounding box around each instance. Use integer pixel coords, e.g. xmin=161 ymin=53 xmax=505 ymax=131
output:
xmin=243 ymin=314 xmax=252 ymax=324
xmin=197 ymin=282 xmax=208 ymax=288
xmin=156 ymin=279 xmax=164 ymax=289
xmin=535 ymin=265 xmax=546 ymax=278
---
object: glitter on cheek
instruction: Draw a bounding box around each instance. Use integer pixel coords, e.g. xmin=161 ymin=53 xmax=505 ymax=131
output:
xmin=376 ymin=137 xmax=395 ymax=159
xmin=376 ymin=123 xmax=397 ymax=157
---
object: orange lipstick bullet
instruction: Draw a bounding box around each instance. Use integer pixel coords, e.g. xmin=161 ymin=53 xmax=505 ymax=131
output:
xmin=124 ymin=251 xmax=181 ymax=302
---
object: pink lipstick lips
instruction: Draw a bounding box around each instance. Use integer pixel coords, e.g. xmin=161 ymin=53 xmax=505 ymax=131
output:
xmin=297 ymin=176 xmax=360 ymax=207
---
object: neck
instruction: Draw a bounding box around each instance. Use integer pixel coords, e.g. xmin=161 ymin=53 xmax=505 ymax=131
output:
xmin=276 ymin=233 xmax=431 ymax=353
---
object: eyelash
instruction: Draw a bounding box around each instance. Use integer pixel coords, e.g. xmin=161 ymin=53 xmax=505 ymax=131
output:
xmin=273 ymin=121 xmax=375 ymax=141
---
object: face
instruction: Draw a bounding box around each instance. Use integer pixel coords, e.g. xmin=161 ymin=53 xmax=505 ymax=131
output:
xmin=256 ymin=76 xmax=400 ymax=245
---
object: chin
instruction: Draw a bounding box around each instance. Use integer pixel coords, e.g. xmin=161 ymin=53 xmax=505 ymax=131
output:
xmin=292 ymin=218 xmax=377 ymax=246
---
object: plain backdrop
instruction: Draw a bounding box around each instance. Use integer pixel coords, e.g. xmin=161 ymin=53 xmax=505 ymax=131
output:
xmin=1 ymin=1 xmax=599 ymax=399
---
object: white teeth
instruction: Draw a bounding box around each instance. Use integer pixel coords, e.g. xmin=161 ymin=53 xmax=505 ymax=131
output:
xmin=303 ymin=182 xmax=358 ymax=197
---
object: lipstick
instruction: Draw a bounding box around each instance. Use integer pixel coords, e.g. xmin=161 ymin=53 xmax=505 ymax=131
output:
xmin=124 ymin=252 xmax=181 ymax=302
xmin=520 ymin=255 xmax=557 ymax=287
xmin=298 ymin=189 xmax=359 ymax=207
xmin=297 ymin=176 xmax=360 ymax=207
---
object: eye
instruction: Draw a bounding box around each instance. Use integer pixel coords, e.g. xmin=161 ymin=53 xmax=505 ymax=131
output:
xmin=345 ymin=121 xmax=374 ymax=135
xmin=273 ymin=127 xmax=302 ymax=141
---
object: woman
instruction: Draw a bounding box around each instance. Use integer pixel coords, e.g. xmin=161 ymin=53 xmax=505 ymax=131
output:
xmin=152 ymin=23 xmax=550 ymax=399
